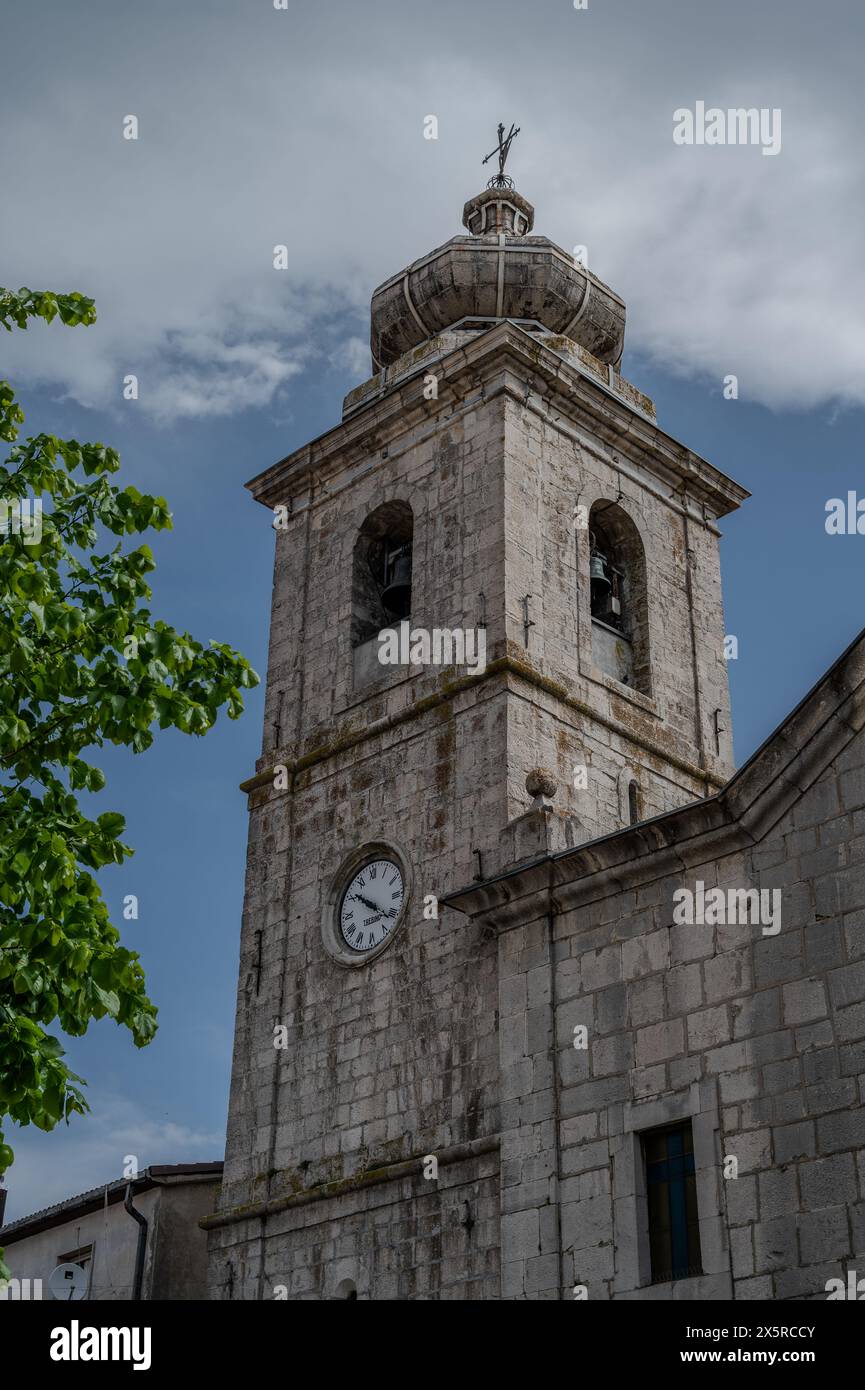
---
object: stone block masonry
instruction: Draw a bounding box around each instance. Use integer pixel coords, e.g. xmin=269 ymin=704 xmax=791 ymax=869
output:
xmin=204 ymin=174 xmax=865 ymax=1302
xmin=446 ymin=626 xmax=865 ymax=1299
xmin=208 ymin=313 xmax=748 ymax=1299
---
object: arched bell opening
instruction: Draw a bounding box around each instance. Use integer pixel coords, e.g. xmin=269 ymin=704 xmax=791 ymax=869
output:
xmin=351 ymin=500 xmax=414 ymax=648
xmin=588 ymin=500 xmax=651 ymax=696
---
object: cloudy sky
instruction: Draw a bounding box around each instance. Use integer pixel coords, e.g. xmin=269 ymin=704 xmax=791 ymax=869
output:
xmin=2 ymin=0 xmax=863 ymax=1220
xmin=6 ymin=0 xmax=865 ymax=421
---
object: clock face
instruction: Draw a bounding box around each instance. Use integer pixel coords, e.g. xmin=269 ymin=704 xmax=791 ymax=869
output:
xmin=339 ymin=858 xmax=404 ymax=954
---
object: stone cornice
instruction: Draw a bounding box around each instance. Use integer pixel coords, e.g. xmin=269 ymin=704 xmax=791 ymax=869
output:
xmin=245 ymin=323 xmax=749 ymax=519
xmin=239 ymin=653 xmax=723 ymax=798
xmin=202 ymin=1136 xmax=499 ymax=1233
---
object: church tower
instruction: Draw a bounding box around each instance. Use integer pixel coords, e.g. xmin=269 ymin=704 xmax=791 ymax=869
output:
xmin=207 ymin=155 xmax=747 ymax=1299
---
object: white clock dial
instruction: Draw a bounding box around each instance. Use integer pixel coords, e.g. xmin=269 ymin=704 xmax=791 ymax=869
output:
xmin=339 ymin=858 xmax=404 ymax=953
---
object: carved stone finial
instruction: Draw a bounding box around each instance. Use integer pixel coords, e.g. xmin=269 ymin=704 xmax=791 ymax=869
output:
xmin=462 ymin=186 xmax=534 ymax=237
xmin=525 ymin=767 xmax=557 ymax=807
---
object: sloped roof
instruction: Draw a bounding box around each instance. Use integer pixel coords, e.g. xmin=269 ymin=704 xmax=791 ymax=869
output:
xmin=0 ymin=1162 xmax=223 ymax=1245
xmin=444 ymin=624 xmax=865 ymax=927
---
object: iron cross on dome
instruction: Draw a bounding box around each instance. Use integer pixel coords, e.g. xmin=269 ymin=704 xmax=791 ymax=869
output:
xmin=482 ymin=122 xmax=520 ymax=189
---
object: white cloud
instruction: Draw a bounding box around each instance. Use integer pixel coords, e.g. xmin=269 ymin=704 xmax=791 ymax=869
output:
xmin=2 ymin=1096 xmax=223 ymax=1224
xmin=329 ymin=336 xmax=371 ymax=380
xmin=1 ymin=0 xmax=863 ymax=422
xmin=145 ymin=332 xmax=310 ymax=423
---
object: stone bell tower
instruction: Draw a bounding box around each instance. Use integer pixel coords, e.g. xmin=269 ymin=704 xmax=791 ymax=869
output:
xmin=206 ymin=162 xmax=747 ymax=1300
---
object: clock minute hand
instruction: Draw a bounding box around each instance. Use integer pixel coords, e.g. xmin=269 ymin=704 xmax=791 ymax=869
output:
xmin=354 ymin=893 xmax=382 ymax=913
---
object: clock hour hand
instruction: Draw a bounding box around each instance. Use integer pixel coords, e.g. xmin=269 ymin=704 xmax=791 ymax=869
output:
xmin=352 ymin=893 xmax=382 ymax=913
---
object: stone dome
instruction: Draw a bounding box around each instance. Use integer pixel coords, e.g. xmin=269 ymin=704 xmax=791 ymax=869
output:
xmin=369 ymin=186 xmax=626 ymax=371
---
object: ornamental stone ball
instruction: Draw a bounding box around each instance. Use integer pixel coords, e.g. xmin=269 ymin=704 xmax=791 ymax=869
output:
xmin=526 ymin=768 xmax=558 ymax=805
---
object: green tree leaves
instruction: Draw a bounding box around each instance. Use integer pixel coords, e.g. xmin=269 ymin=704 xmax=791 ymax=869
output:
xmin=0 ymin=287 xmax=259 ymax=1279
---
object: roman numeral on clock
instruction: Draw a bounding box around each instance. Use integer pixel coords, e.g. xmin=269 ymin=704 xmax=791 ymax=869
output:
xmin=338 ymin=859 xmax=404 ymax=955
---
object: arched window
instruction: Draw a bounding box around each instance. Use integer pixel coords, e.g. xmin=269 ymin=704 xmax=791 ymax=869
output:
xmin=628 ymin=779 xmax=641 ymax=826
xmin=588 ymin=500 xmax=651 ymax=694
xmin=351 ymin=501 xmax=413 ymax=649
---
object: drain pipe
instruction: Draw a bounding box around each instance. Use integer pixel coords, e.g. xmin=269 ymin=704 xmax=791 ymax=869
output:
xmin=124 ymin=1182 xmax=148 ymax=1301
xmin=548 ymin=891 xmax=566 ymax=1301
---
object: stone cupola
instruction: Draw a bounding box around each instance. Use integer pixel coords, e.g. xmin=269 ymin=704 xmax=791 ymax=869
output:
xmin=369 ymin=181 xmax=626 ymax=373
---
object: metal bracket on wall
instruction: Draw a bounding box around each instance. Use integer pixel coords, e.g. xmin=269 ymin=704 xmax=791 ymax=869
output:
xmin=253 ymin=930 xmax=262 ymax=996
xmin=522 ymin=594 xmax=535 ymax=648
xmin=272 ymin=689 xmax=284 ymax=749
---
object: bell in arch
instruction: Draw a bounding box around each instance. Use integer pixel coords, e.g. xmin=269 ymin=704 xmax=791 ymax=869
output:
xmin=589 ymin=549 xmax=611 ymax=598
xmin=381 ymin=546 xmax=412 ymax=618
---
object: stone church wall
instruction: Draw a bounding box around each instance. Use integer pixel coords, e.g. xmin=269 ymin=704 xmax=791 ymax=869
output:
xmin=498 ymin=723 xmax=865 ymax=1299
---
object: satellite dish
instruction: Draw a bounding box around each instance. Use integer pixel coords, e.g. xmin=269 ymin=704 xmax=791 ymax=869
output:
xmin=49 ymin=1263 xmax=88 ymax=1301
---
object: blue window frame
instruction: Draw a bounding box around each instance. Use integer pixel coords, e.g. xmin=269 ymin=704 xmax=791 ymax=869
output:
xmin=643 ymin=1122 xmax=703 ymax=1283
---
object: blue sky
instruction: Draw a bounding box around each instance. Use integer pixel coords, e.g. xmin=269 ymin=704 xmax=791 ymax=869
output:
xmin=2 ymin=0 xmax=864 ymax=1219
